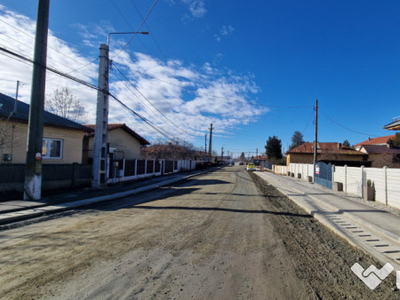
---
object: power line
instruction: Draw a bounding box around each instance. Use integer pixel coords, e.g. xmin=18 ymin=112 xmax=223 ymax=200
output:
xmin=111 ymin=62 xmax=194 ymax=137
xmin=0 ymin=17 xmax=96 ymax=78
xmin=320 ymin=109 xmax=378 ymax=137
xmin=0 ymin=46 xmax=100 ymax=92
xmin=112 ymin=0 xmax=159 ymax=60
xmin=128 ymin=0 xmax=166 ymax=59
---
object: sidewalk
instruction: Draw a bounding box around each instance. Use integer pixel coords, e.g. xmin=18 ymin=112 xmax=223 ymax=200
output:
xmin=255 ymin=171 xmax=400 ymax=269
xmin=0 ymin=169 xmax=210 ymax=225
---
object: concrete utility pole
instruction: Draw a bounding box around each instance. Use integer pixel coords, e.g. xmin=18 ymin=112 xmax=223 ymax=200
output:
xmin=24 ymin=0 xmax=50 ymax=200
xmin=313 ymin=99 xmax=319 ymax=182
xmin=208 ymin=124 xmax=213 ymax=162
xmin=92 ymin=44 xmax=110 ymax=188
xmin=204 ymin=134 xmax=207 ymax=159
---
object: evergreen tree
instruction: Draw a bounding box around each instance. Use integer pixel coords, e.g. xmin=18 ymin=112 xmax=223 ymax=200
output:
xmin=289 ymin=131 xmax=305 ymax=150
xmin=343 ymin=140 xmax=351 ymax=147
xmin=265 ymin=136 xmax=283 ymax=161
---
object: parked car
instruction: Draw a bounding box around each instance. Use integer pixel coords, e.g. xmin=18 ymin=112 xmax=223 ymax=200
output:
xmin=246 ymin=163 xmax=256 ymax=171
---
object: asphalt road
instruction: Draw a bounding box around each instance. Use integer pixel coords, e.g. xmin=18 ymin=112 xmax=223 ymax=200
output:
xmin=0 ymin=166 xmax=397 ymax=299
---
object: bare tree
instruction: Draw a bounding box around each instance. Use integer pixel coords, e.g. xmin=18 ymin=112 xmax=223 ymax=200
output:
xmin=45 ymin=87 xmax=88 ymax=124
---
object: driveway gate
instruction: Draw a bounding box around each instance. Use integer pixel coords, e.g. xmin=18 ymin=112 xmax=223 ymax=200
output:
xmin=314 ymin=162 xmax=332 ymax=189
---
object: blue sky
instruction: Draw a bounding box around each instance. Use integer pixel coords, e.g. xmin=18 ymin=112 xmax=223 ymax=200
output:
xmin=0 ymin=1 xmax=399 ymax=158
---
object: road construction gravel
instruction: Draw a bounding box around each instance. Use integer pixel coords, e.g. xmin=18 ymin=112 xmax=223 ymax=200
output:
xmin=0 ymin=166 xmax=398 ymax=299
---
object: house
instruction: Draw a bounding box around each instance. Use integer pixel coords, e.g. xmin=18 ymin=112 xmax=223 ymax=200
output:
xmin=359 ymin=144 xmax=400 ymax=168
xmin=0 ymin=92 xmax=92 ymax=164
xmin=286 ymin=142 xmax=369 ymax=167
xmin=83 ymin=123 xmax=150 ymax=163
xmin=384 ymin=116 xmax=400 ymax=131
xmin=354 ymin=135 xmax=396 ymax=151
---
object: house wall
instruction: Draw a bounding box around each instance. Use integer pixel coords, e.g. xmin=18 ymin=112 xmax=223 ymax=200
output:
xmin=287 ymin=153 xmax=313 ymax=165
xmin=0 ymin=121 xmax=84 ymax=164
xmin=85 ymin=128 xmax=144 ymax=160
xmin=108 ymin=128 xmax=142 ymax=159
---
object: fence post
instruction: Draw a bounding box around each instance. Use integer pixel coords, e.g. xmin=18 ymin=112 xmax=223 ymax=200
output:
xmin=361 ymin=166 xmax=364 ymax=198
xmin=122 ymin=158 xmax=126 ymax=179
xmin=71 ymin=163 xmax=79 ymax=188
xmin=344 ymin=165 xmax=348 ymax=193
xmin=384 ymin=166 xmax=388 ymax=206
xmin=134 ymin=159 xmax=137 ymax=177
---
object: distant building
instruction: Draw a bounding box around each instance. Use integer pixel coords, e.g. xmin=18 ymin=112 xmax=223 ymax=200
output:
xmin=354 ymin=135 xmax=396 ymax=151
xmin=286 ymin=142 xmax=369 ymax=167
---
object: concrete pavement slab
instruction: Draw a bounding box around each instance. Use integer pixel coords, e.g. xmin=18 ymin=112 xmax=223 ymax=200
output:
xmin=255 ymin=171 xmax=400 ymax=269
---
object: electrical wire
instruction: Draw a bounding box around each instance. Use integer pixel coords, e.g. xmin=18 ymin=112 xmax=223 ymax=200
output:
xmin=111 ymin=0 xmax=159 ymax=60
xmin=0 ymin=46 xmax=194 ymax=144
xmin=110 ymin=69 xmax=186 ymax=140
xmin=0 ymin=46 xmax=100 ymax=92
xmin=108 ymin=93 xmax=171 ymax=140
xmin=320 ymin=109 xmax=378 ymax=137
xmin=128 ymin=0 xmax=166 ymax=59
xmin=0 ymin=17 xmax=96 ymax=79
xmin=111 ymin=62 xmax=194 ymax=137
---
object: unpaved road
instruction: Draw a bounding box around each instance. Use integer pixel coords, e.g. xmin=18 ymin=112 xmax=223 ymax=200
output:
xmin=0 ymin=166 xmax=398 ymax=299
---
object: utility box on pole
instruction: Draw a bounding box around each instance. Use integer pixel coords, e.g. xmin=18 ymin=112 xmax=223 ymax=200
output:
xmin=92 ymin=44 xmax=110 ymax=188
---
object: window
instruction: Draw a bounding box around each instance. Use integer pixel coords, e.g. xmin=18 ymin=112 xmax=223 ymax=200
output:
xmin=42 ymin=138 xmax=63 ymax=159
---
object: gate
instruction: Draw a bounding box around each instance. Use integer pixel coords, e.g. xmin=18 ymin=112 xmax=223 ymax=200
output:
xmin=314 ymin=162 xmax=333 ymax=189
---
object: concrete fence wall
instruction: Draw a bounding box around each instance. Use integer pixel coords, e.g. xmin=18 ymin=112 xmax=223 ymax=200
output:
xmin=288 ymin=163 xmax=400 ymax=210
xmin=272 ymin=165 xmax=288 ymax=175
xmin=288 ymin=163 xmax=314 ymax=180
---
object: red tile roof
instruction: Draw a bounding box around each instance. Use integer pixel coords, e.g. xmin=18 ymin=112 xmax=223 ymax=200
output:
xmin=354 ymin=135 xmax=396 ymax=147
xmin=287 ymin=142 xmax=361 ymax=155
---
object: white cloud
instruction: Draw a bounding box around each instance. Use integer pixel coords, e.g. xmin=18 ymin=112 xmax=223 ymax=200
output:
xmin=0 ymin=5 xmax=267 ymax=146
xmin=220 ymin=25 xmax=235 ymax=36
xmin=215 ymin=25 xmax=235 ymax=42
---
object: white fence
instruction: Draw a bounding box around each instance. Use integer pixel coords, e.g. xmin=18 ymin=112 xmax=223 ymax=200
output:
xmin=288 ymin=163 xmax=314 ymax=180
xmin=272 ymin=165 xmax=288 ymax=175
xmin=108 ymin=159 xmax=197 ymax=184
xmin=288 ymin=163 xmax=400 ymax=209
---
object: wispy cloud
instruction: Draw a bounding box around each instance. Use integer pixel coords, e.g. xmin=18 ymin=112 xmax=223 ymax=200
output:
xmin=0 ymin=5 xmax=266 ymax=145
xmin=215 ymin=25 xmax=235 ymax=42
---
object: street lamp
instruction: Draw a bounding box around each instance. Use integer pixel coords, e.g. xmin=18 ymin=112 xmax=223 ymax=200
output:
xmin=107 ymin=31 xmax=149 ymax=45
xmin=92 ymin=31 xmax=149 ymax=188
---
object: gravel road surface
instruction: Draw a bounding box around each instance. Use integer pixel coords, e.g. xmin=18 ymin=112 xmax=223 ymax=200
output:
xmin=0 ymin=166 xmax=398 ymax=299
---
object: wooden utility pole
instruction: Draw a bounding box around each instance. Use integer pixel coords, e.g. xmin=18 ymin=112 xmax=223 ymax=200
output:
xmin=24 ymin=0 xmax=50 ymax=200
xmin=313 ymin=99 xmax=318 ymax=182
xmin=208 ymin=124 xmax=213 ymax=162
